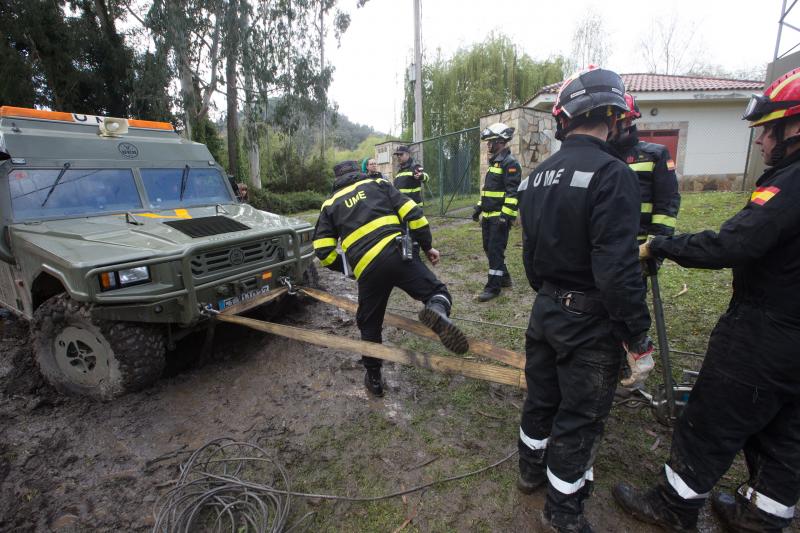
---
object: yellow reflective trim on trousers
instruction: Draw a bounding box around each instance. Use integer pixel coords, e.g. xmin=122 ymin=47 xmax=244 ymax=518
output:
xmin=504 ymin=197 xmax=518 ymax=205
xmin=321 ymin=178 xmax=377 ymax=210
xmin=641 ymin=202 xmax=653 ymax=213
xmin=398 ymin=200 xmax=417 ymax=220
xmin=483 ymin=211 xmax=501 ymax=218
xmin=488 ymin=166 xmax=503 ymax=174
xmin=398 ymin=187 xmax=421 ymax=193
xmin=320 ymin=250 xmax=339 ymax=267
xmin=629 ymin=162 xmax=655 ymax=172
xmin=354 ymin=232 xmax=401 ymax=279
xmin=481 ymin=190 xmax=505 ymax=197
xmin=313 ymin=237 xmax=337 ymax=249
xmin=501 ymin=206 xmax=518 ymax=217
xmin=341 ymin=215 xmax=400 ymax=251
xmin=408 ymin=216 xmax=429 ymax=230
xmin=652 ymin=214 xmax=677 ymax=228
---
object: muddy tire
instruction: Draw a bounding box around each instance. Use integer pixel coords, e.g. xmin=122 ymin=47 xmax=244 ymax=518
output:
xmin=31 ymin=294 xmax=166 ymax=400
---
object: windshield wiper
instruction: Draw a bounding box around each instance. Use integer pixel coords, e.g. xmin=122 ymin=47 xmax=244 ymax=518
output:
xmin=40 ymin=162 xmax=71 ymax=207
xmin=178 ymin=164 xmax=190 ymax=200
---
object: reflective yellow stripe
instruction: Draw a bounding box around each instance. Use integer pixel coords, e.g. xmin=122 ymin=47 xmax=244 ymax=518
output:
xmin=320 ymin=250 xmax=339 ymax=267
xmin=408 ymin=216 xmax=429 ymax=230
xmin=652 ymin=214 xmax=677 ymax=228
xmin=398 ymin=187 xmax=422 ymax=193
xmin=321 ymin=178 xmax=377 ymax=210
xmin=313 ymin=237 xmax=337 ymax=249
xmin=504 ymin=197 xmax=518 ymax=205
xmin=354 ymin=232 xmax=400 ymax=279
xmin=488 ymin=166 xmax=503 ymax=174
xmin=398 ymin=200 xmax=416 ymax=220
xmin=481 ymin=190 xmax=505 ymax=197
xmin=501 ymin=206 xmax=518 ymax=217
xmin=396 ymin=171 xmax=414 ymax=177
xmin=629 ymin=162 xmax=655 ymax=172
xmin=752 ymin=109 xmax=788 ymax=126
xmin=341 ymin=215 xmax=400 ymax=251
xmin=483 ymin=211 xmax=501 ymax=218
xmin=641 ymin=202 xmax=653 ymax=213
xmin=771 ymin=70 xmax=800 ymax=98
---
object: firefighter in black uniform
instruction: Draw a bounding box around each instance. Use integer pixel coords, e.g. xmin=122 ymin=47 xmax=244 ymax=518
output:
xmin=313 ymin=160 xmax=468 ymax=397
xmin=393 ymin=145 xmax=429 ymax=208
xmin=516 ymin=67 xmax=652 ymax=533
xmin=614 ymin=67 xmax=800 ymax=532
xmin=473 ymin=122 xmax=521 ymax=302
xmin=611 ymin=93 xmax=681 ymax=243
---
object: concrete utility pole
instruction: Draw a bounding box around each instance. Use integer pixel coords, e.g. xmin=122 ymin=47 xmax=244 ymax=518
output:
xmin=413 ymin=0 xmax=423 ymax=142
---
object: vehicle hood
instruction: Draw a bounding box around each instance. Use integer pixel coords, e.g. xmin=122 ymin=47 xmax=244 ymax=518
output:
xmin=10 ymin=204 xmax=311 ymax=267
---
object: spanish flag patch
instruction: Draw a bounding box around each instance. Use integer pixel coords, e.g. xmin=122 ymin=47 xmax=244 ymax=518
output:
xmin=750 ymin=186 xmax=780 ymax=205
xmin=666 ymin=159 xmax=676 ymax=170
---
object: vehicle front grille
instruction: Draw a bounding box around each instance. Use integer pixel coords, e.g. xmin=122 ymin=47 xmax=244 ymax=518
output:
xmin=190 ymin=238 xmax=282 ymax=279
xmin=165 ymin=216 xmax=250 ymax=238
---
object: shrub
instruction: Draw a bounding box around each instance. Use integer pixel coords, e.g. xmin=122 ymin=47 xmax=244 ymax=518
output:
xmin=249 ymin=189 xmax=325 ymax=214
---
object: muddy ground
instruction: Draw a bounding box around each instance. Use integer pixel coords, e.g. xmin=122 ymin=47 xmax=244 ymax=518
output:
xmin=0 ymin=267 xmax=790 ymax=532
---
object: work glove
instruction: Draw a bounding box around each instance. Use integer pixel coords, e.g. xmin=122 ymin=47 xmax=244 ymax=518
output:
xmin=472 ymin=205 xmax=481 ymax=222
xmin=620 ymin=335 xmax=655 ymax=389
xmin=639 ymin=235 xmax=655 ymax=259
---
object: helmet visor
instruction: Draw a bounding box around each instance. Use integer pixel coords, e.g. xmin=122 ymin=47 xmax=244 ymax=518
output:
xmin=742 ymin=93 xmax=800 ymax=121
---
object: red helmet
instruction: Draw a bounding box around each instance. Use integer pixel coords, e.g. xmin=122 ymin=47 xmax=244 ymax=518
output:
xmin=743 ymin=67 xmax=800 ymax=127
xmin=621 ymin=93 xmax=641 ymax=120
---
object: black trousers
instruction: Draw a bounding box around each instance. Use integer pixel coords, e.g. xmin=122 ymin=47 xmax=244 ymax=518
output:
xmin=519 ymin=293 xmax=622 ymax=527
xmin=481 ymin=217 xmax=510 ymax=291
xmin=356 ymin=245 xmax=450 ymax=370
xmin=664 ymin=302 xmax=800 ymax=528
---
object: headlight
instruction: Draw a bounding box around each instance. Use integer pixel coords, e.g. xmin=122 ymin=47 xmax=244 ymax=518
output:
xmin=99 ymin=266 xmax=151 ymax=291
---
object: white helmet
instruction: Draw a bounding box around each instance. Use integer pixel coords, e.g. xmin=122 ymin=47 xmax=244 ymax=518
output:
xmin=480 ymin=122 xmax=515 ymax=142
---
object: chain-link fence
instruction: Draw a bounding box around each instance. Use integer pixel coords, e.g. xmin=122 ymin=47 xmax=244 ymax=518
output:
xmin=411 ymin=127 xmax=481 ymax=217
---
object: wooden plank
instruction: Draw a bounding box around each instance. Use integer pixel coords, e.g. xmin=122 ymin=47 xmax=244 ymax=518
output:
xmin=215 ymin=314 xmax=526 ymax=389
xmin=299 ymin=287 xmax=525 ymax=370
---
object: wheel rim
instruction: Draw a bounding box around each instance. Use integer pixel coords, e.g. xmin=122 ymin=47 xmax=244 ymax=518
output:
xmin=53 ymin=326 xmax=113 ymax=387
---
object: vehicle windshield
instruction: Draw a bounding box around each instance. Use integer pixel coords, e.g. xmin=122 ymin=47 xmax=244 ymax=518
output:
xmin=9 ymin=168 xmax=142 ymax=221
xmin=141 ymin=168 xmax=232 ymax=209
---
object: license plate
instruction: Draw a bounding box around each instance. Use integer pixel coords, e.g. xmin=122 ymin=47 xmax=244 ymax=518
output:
xmin=217 ymin=286 xmax=270 ymax=310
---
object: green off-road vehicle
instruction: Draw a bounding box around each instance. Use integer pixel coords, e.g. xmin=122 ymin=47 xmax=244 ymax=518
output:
xmin=0 ymin=107 xmax=316 ymax=399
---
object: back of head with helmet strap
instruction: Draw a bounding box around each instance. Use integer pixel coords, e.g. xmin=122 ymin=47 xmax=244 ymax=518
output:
xmin=551 ymin=66 xmax=628 ymax=141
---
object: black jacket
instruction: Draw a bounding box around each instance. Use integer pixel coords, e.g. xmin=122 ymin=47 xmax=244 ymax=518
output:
xmin=478 ymin=148 xmax=521 ymax=221
xmin=650 ymin=150 xmax=800 ymax=318
xmin=393 ymin=158 xmax=429 ymax=207
xmin=615 ymin=129 xmax=681 ymax=239
xmin=519 ymin=134 xmax=650 ymax=341
xmin=313 ymin=173 xmax=430 ymax=280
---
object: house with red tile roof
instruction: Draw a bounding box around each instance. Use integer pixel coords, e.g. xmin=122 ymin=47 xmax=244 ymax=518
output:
xmin=523 ymin=73 xmax=764 ymax=190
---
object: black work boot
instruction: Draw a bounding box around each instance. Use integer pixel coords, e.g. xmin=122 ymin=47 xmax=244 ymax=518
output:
xmin=501 ymin=274 xmax=513 ymax=288
xmin=712 ymin=490 xmax=791 ymax=532
xmin=613 ymin=482 xmax=700 ymax=532
xmin=364 ymin=368 xmax=384 ymax=397
xmin=517 ymin=443 xmax=547 ymax=494
xmin=478 ymin=287 xmax=500 ymax=302
xmin=418 ymin=295 xmax=469 ymax=354
xmin=542 ymin=502 xmax=594 ymax=533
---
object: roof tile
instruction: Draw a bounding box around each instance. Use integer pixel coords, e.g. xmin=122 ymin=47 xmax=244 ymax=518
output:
xmin=534 ymin=73 xmax=764 ymax=97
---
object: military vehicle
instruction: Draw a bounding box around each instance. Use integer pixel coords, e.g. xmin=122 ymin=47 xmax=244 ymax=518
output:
xmin=0 ymin=107 xmax=316 ymax=399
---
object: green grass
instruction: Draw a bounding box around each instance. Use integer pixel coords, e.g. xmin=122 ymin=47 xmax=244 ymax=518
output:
xmin=284 ymin=191 xmax=750 ymax=530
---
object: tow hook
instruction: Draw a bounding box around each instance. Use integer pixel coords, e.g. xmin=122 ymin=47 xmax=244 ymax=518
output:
xmin=278 ymin=277 xmax=298 ymax=295
xmin=199 ymin=304 xmax=220 ymax=318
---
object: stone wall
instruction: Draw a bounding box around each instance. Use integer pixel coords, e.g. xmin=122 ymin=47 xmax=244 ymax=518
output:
xmin=680 ymin=173 xmax=745 ymax=192
xmin=479 ymin=107 xmax=559 ymax=184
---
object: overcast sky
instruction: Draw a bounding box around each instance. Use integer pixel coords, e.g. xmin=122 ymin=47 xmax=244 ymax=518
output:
xmin=325 ymin=0 xmax=793 ymax=135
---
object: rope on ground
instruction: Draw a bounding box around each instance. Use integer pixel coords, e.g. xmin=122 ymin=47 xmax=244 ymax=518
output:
xmin=153 ymin=438 xmax=517 ymax=532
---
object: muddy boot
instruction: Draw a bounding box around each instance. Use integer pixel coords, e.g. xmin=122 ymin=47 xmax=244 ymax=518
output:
xmin=364 ymin=368 xmax=384 ymax=397
xmin=612 ymin=482 xmax=700 ymax=532
xmin=542 ymin=502 xmax=594 ymax=533
xmin=478 ymin=287 xmax=500 ymax=302
xmin=712 ymin=490 xmax=791 ymax=532
xmin=501 ymin=274 xmax=513 ymax=288
xmin=418 ymin=295 xmax=469 ymax=354
xmin=517 ymin=442 xmax=547 ymax=494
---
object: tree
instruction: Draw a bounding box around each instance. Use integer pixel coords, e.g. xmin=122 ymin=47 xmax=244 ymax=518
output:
xmin=570 ymin=9 xmax=610 ymax=71
xmin=403 ymin=33 xmax=565 ymax=139
xmin=639 ymin=13 xmax=703 ymax=75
